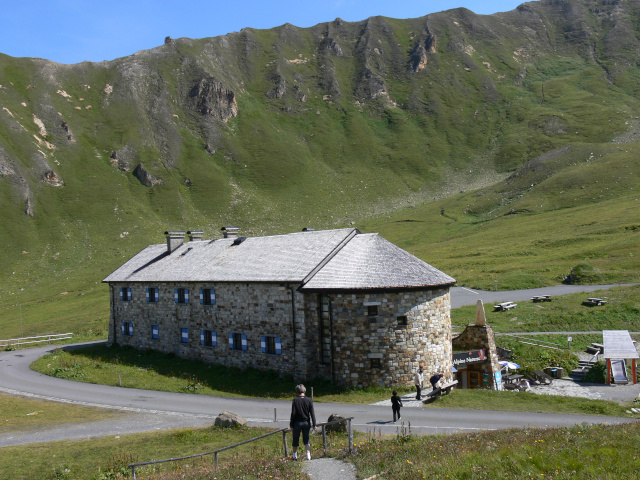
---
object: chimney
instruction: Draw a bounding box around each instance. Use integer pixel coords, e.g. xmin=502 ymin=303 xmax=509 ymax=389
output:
xmin=221 ymin=226 xmax=239 ymax=239
xmin=164 ymin=231 xmax=185 ymax=253
xmin=187 ymin=230 xmax=203 ymax=241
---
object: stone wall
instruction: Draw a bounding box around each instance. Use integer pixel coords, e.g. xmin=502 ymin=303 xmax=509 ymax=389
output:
xmin=108 ymin=283 xmax=453 ymax=388
xmin=108 ymin=282 xmax=308 ymax=377
xmin=304 ymin=288 xmax=452 ymax=388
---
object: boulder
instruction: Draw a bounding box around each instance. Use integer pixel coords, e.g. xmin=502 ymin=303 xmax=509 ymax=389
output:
xmin=326 ymin=414 xmax=347 ymax=433
xmin=214 ymin=411 xmax=247 ymax=428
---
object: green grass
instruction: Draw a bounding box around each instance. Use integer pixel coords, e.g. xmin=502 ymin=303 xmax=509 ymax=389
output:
xmin=0 ymin=393 xmax=121 ymax=433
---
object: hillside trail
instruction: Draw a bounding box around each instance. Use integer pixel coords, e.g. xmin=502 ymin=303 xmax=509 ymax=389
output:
xmin=303 ymin=457 xmax=357 ymax=480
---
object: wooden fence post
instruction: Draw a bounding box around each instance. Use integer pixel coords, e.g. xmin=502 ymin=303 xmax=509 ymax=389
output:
xmin=322 ymin=425 xmax=327 ymax=452
xmin=348 ymin=419 xmax=353 ymax=454
xmin=282 ymin=430 xmax=289 ymax=457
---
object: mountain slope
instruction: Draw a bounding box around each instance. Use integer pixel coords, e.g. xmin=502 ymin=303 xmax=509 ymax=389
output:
xmin=1 ymin=0 xmax=640 ymax=335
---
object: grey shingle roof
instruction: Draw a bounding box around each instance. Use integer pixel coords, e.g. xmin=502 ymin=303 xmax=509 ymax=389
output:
xmin=103 ymin=228 xmax=455 ymax=290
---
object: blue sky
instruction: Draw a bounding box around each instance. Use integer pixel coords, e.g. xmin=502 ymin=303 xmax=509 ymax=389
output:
xmin=1 ymin=0 xmax=524 ymax=64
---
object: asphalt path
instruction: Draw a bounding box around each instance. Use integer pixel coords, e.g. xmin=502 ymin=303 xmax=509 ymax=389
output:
xmin=450 ymin=283 xmax=632 ymax=309
xmin=1 ymin=341 xmax=637 ymax=447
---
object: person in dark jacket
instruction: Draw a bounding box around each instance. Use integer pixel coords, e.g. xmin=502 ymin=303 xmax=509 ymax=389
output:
xmin=289 ymin=384 xmax=317 ymax=460
xmin=430 ymin=373 xmax=443 ymax=390
xmin=391 ymin=390 xmax=403 ymax=422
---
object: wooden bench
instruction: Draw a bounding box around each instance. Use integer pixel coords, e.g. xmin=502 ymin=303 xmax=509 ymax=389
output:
xmin=423 ymin=380 xmax=458 ymax=401
xmin=582 ymin=298 xmax=607 ymax=306
xmin=531 ymin=295 xmax=552 ymax=302
xmin=494 ymin=302 xmax=517 ymax=311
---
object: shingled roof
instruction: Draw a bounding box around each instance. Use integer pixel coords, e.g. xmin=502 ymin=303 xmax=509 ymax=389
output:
xmin=103 ymin=228 xmax=455 ymax=290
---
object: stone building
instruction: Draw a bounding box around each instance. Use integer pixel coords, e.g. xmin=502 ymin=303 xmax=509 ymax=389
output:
xmin=103 ymin=227 xmax=456 ymax=388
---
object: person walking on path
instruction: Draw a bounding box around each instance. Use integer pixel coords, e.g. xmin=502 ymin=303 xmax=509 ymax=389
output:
xmin=391 ymin=390 xmax=403 ymax=422
xmin=414 ymin=366 xmax=424 ymax=400
xmin=430 ymin=373 xmax=443 ymax=391
xmin=289 ymin=384 xmax=317 ymax=461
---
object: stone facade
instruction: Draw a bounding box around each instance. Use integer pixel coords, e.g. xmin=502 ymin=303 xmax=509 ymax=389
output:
xmin=108 ymin=281 xmax=453 ymax=388
xmin=452 ymin=324 xmax=501 ymax=389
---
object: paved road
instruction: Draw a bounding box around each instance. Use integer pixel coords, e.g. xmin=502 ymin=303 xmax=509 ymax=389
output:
xmin=450 ymin=283 xmax=632 ymax=309
xmin=0 ymin=344 xmax=636 ymax=447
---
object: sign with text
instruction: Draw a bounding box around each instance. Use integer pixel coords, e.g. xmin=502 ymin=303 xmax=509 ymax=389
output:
xmin=453 ymin=348 xmax=487 ymax=367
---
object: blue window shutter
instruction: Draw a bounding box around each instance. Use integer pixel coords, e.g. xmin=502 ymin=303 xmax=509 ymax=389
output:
xmin=275 ymin=337 xmax=282 ymax=355
xmin=127 ymin=287 xmax=131 ymax=300
xmin=181 ymin=328 xmax=188 ymax=343
xmin=261 ymin=336 xmax=266 ymax=353
xmin=229 ymin=333 xmax=234 ymax=349
xmin=241 ymin=334 xmax=248 ymax=351
xmin=120 ymin=288 xmax=123 ymax=301
xmin=211 ymin=289 xmax=216 ymax=305
xmin=152 ymin=325 xmax=158 ymax=338
xmin=146 ymin=288 xmax=150 ymax=302
xmin=199 ymin=289 xmax=204 ymax=304
xmin=184 ymin=289 xmax=189 ymax=303
xmin=212 ymin=331 xmax=217 ymax=346
xmin=154 ymin=288 xmax=159 ymax=302
xmin=174 ymin=289 xmax=178 ymax=303
xmin=200 ymin=330 xmax=205 ymax=345
xmin=121 ymin=323 xmax=125 ymax=334
xmin=130 ymin=323 xmax=134 ymax=335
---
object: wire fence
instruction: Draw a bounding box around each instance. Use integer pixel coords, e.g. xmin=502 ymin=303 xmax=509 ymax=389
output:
xmin=128 ymin=417 xmax=354 ymax=479
xmin=0 ymin=333 xmax=73 ymax=349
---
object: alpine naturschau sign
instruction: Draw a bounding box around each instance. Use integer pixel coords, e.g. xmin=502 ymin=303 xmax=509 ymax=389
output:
xmin=452 ymin=348 xmax=487 ymax=367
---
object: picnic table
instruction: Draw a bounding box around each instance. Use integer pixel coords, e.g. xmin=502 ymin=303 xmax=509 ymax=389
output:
xmin=494 ymin=301 xmax=517 ymax=311
xmin=531 ymin=295 xmax=552 ymax=302
xmin=582 ymin=297 xmax=607 ymax=306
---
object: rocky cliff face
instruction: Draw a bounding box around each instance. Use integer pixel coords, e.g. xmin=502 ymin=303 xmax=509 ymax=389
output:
xmin=0 ymin=0 xmax=639 ymax=245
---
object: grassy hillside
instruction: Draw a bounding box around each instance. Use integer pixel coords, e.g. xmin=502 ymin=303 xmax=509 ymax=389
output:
xmin=2 ymin=0 xmax=640 ymax=338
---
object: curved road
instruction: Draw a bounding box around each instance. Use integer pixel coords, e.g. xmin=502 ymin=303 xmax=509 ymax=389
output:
xmin=0 ymin=347 xmax=635 ymax=447
xmin=0 ymin=284 xmax=636 ymax=447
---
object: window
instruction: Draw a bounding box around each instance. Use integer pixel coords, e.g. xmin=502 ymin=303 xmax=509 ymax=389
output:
xmin=367 ymin=305 xmax=379 ymax=316
xmin=121 ymin=322 xmax=133 ymax=336
xmin=397 ymin=315 xmax=408 ymax=327
xmin=370 ymin=358 xmax=381 ymax=369
xmin=200 ymin=288 xmax=216 ymax=305
xmin=229 ymin=332 xmax=247 ymax=351
xmin=201 ymin=329 xmax=216 ymax=347
xmin=120 ymin=287 xmax=132 ymax=302
xmin=261 ymin=336 xmax=282 ymax=355
xmin=175 ymin=288 xmax=189 ymax=304
xmin=151 ymin=325 xmax=159 ymax=339
xmin=146 ymin=287 xmax=159 ymax=303
xmin=180 ymin=328 xmax=189 ymax=343
xmin=319 ymin=295 xmax=332 ymax=365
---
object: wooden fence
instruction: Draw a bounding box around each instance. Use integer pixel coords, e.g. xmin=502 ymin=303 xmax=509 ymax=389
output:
xmin=128 ymin=417 xmax=354 ymax=479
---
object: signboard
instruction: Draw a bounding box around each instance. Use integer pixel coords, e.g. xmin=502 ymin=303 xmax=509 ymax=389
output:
xmin=452 ymin=348 xmax=487 ymax=367
xmin=494 ymin=371 xmax=503 ymax=391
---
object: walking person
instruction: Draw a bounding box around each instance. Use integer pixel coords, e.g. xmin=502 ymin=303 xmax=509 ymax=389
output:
xmin=391 ymin=390 xmax=403 ymax=422
xmin=414 ymin=366 xmax=424 ymax=400
xmin=289 ymin=384 xmax=317 ymax=461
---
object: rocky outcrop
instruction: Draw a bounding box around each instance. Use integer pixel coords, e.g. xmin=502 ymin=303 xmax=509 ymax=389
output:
xmin=133 ymin=163 xmax=161 ymax=187
xmin=409 ymin=35 xmax=437 ymax=72
xmin=188 ymin=78 xmax=238 ymax=122
xmin=43 ymin=170 xmax=64 ymax=186
xmin=109 ymin=145 xmax=137 ymax=172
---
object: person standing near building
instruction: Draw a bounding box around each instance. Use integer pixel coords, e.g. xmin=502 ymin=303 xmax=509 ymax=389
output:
xmin=414 ymin=366 xmax=424 ymax=400
xmin=289 ymin=384 xmax=317 ymax=461
xmin=430 ymin=372 xmax=443 ymax=390
xmin=391 ymin=390 xmax=403 ymax=421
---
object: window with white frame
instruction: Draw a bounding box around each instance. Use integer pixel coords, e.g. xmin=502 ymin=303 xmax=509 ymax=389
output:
xmin=229 ymin=332 xmax=247 ymax=351
xmin=201 ymin=329 xmax=216 ymax=347
xmin=200 ymin=288 xmax=215 ymax=305
xmin=151 ymin=325 xmax=159 ymax=339
xmin=261 ymin=336 xmax=281 ymax=355
xmin=120 ymin=287 xmax=132 ymax=301
xmin=175 ymin=288 xmax=189 ymax=304
xmin=146 ymin=287 xmax=159 ymax=303
xmin=180 ymin=327 xmax=189 ymax=343
xmin=121 ymin=322 xmax=133 ymax=336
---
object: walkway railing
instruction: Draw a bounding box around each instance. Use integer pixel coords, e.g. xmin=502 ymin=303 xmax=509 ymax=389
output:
xmin=128 ymin=417 xmax=354 ymax=479
xmin=0 ymin=333 xmax=73 ymax=349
